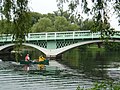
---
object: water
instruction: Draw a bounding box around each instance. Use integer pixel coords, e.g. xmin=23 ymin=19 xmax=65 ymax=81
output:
xmin=0 ymin=49 xmax=120 ymax=90
xmin=0 ymin=61 xmax=93 ymax=90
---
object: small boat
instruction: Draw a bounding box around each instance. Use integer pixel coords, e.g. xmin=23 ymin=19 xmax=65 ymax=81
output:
xmin=20 ymin=60 xmax=49 ymax=65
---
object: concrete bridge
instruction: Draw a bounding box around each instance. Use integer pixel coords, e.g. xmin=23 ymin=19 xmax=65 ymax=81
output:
xmin=0 ymin=30 xmax=120 ymax=58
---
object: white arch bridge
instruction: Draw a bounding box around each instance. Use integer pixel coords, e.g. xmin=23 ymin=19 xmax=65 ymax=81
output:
xmin=0 ymin=30 xmax=120 ymax=58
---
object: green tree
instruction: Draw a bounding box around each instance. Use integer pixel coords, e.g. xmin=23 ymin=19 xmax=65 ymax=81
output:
xmin=1 ymin=0 xmax=120 ymax=39
xmin=0 ymin=0 xmax=30 ymax=42
xmin=31 ymin=17 xmax=54 ymax=32
xmin=0 ymin=0 xmax=31 ymax=61
xmin=0 ymin=20 xmax=13 ymax=34
xmin=28 ymin=12 xmax=43 ymax=27
xmin=57 ymin=0 xmax=120 ymax=38
xmin=80 ymin=19 xmax=94 ymax=30
xmin=68 ymin=23 xmax=80 ymax=31
xmin=54 ymin=16 xmax=69 ymax=31
xmin=40 ymin=13 xmax=56 ymax=26
xmin=54 ymin=10 xmax=71 ymax=22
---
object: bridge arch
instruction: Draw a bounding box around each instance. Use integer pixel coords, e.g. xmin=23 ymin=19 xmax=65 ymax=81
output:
xmin=0 ymin=40 xmax=120 ymax=58
xmin=52 ymin=40 xmax=120 ymax=56
xmin=0 ymin=43 xmax=49 ymax=55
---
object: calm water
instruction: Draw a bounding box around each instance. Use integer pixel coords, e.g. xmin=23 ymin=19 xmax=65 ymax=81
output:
xmin=0 ymin=48 xmax=120 ymax=90
xmin=0 ymin=61 xmax=93 ymax=90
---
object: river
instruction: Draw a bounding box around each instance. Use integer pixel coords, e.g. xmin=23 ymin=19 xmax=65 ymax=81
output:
xmin=0 ymin=47 xmax=120 ymax=90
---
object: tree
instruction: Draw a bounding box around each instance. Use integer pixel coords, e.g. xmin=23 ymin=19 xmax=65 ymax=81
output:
xmin=1 ymin=0 xmax=120 ymax=39
xmin=56 ymin=0 xmax=83 ymax=24
xmin=28 ymin=12 xmax=43 ymax=27
xmin=0 ymin=0 xmax=30 ymax=61
xmin=31 ymin=17 xmax=54 ymax=32
xmin=42 ymin=13 xmax=56 ymax=24
xmin=80 ymin=19 xmax=94 ymax=30
xmin=54 ymin=16 xmax=69 ymax=31
xmin=68 ymin=23 xmax=80 ymax=31
xmin=57 ymin=0 xmax=120 ymax=38
xmin=0 ymin=0 xmax=30 ymax=43
xmin=0 ymin=20 xmax=13 ymax=34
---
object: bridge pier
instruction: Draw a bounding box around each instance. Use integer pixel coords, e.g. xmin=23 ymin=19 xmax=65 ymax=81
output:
xmin=46 ymin=55 xmax=57 ymax=60
xmin=46 ymin=54 xmax=62 ymax=60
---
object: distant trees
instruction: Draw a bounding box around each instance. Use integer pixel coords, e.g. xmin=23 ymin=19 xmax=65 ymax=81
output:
xmin=104 ymin=42 xmax=120 ymax=51
xmin=0 ymin=20 xmax=13 ymax=34
xmin=31 ymin=17 xmax=54 ymax=32
xmin=56 ymin=0 xmax=120 ymax=38
xmin=29 ymin=10 xmax=112 ymax=33
xmin=80 ymin=19 xmax=94 ymax=31
xmin=30 ymin=15 xmax=80 ymax=32
xmin=1 ymin=0 xmax=119 ymax=36
xmin=54 ymin=16 xmax=69 ymax=31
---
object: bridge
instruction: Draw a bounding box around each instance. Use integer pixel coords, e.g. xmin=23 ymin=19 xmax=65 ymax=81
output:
xmin=0 ymin=30 xmax=120 ymax=58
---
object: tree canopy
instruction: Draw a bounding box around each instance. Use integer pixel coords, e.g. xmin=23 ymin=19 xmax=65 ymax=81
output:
xmin=0 ymin=0 xmax=30 ymax=43
xmin=56 ymin=0 xmax=120 ymax=38
xmin=31 ymin=17 xmax=54 ymax=32
xmin=0 ymin=0 xmax=120 ymax=41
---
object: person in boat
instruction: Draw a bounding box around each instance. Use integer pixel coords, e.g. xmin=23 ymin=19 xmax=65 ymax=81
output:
xmin=38 ymin=55 xmax=45 ymax=70
xmin=24 ymin=54 xmax=30 ymax=71
xmin=25 ymin=54 xmax=30 ymax=61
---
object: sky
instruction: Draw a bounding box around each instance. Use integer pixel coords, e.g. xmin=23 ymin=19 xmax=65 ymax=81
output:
xmin=29 ymin=0 xmax=119 ymax=31
xmin=29 ymin=0 xmax=58 ymax=14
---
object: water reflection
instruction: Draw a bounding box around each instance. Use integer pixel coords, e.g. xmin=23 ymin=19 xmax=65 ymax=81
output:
xmin=0 ymin=61 xmax=93 ymax=90
xmin=0 ymin=46 xmax=120 ymax=90
xmin=61 ymin=47 xmax=120 ymax=81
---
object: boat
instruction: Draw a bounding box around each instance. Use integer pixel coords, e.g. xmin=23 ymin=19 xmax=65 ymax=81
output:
xmin=20 ymin=59 xmax=49 ymax=65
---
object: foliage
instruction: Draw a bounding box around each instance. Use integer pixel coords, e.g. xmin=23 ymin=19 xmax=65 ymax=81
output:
xmin=68 ymin=23 xmax=80 ymax=31
xmin=0 ymin=20 xmax=13 ymax=34
xmin=80 ymin=19 xmax=94 ymax=30
xmin=1 ymin=0 xmax=120 ymax=38
xmin=31 ymin=17 xmax=54 ymax=32
xmin=0 ymin=0 xmax=30 ymax=42
xmin=28 ymin=12 xmax=43 ymax=28
xmin=30 ymin=15 xmax=80 ymax=32
xmin=0 ymin=0 xmax=30 ymax=61
xmin=43 ymin=13 xmax=56 ymax=24
xmin=57 ymin=0 xmax=120 ymax=38
xmin=104 ymin=42 xmax=120 ymax=51
xmin=54 ymin=10 xmax=71 ymax=21
xmin=54 ymin=16 xmax=69 ymax=31
xmin=78 ymin=45 xmax=88 ymax=52
xmin=114 ymin=1 xmax=120 ymax=25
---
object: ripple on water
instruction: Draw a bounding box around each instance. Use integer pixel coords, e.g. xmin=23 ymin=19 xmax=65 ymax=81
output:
xmin=0 ymin=61 xmax=119 ymax=90
xmin=0 ymin=68 xmax=94 ymax=90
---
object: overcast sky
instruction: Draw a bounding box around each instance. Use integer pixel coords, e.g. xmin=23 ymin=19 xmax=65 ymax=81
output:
xmin=29 ymin=0 xmax=58 ymax=14
xmin=29 ymin=0 xmax=119 ymax=30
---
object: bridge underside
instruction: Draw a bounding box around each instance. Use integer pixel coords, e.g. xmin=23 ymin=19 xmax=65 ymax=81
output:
xmin=27 ymin=39 xmax=97 ymax=49
xmin=0 ymin=39 xmax=120 ymax=60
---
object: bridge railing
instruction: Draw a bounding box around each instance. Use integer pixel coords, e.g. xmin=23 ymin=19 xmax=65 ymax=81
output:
xmin=0 ymin=31 xmax=120 ymax=42
xmin=0 ymin=34 xmax=13 ymax=42
xmin=27 ymin=30 xmax=102 ymax=41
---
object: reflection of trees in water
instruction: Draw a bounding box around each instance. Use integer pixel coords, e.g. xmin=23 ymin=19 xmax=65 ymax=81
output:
xmin=78 ymin=51 xmax=108 ymax=79
xmin=62 ymin=47 xmax=120 ymax=80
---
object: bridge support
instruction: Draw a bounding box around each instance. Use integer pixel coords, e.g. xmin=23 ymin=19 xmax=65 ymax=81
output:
xmin=46 ymin=55 xmax=57 ymax=60
xmin=46 ymin=54 xmax=62 ymax=60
